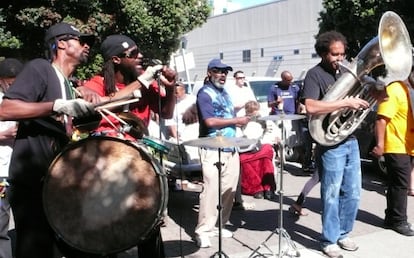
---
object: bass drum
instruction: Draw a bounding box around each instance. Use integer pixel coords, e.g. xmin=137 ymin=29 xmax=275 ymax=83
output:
xmin=43 ymin=136 xmax=168 ymax=255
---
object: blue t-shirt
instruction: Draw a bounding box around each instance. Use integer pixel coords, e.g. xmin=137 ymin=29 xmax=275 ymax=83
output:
xmin=197 ymin=82 xmax=236 ymax=138
xmin=267 ymin=82 xmax=300 ymax=115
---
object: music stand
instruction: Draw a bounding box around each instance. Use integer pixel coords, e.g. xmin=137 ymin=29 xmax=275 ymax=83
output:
xmin=249 ymin=114 xmax=304 ymax=258
xmin=183 ymin=136 xmax=257 ymax=258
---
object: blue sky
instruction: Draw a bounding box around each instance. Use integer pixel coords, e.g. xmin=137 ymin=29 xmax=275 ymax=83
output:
xmin=231 ymin=0 xmax=273 ymax=9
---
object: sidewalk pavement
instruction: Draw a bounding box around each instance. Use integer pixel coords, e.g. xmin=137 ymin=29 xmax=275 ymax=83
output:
xmin=150 ymin=162 xmax=414 ymax=258
xmin=8 ymin=161 xmax=413 ymax=257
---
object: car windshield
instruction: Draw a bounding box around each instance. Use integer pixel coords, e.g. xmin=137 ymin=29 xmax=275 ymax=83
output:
xmin=249 ymin=80 xmax=279 ymax=102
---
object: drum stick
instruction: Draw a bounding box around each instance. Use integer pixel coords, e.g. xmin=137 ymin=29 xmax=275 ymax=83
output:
xmin=95 ymin=99 xmax=139 ymax=111
xmin=100 ymin=108 xmax=129 ymax=126
xmin=94 ymin=91 xmax=139 ymax=108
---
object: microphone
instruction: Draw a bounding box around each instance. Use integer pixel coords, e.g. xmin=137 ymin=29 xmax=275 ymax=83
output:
xmin=149 ymin=59 xmax=166 ymax=97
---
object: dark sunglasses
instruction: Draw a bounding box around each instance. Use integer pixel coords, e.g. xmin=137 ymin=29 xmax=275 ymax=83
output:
xmin=211 ymin=68 xmax=229 ymax=75
xmin=118 ymin=48 xmax=140 ymax=59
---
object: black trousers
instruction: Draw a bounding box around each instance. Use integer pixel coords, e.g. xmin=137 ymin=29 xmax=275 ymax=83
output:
xmin=383 ymin=153 xmax=413 ymax=225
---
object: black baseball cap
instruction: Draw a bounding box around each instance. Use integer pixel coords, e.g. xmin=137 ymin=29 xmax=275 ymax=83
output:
xmin=101 ymin=35 xmax=137 ymax=60
xmin=44 ymin=22 xmax=94 ymax=46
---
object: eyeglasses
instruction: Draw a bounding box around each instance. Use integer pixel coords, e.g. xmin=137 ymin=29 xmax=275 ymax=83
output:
xmin=236 ymin=77 xmax=245 ymax=80
xmin=211 ymin=68 xmax=228 ymax=75
xmin=118 ymin=48 xmax=140 ymax=59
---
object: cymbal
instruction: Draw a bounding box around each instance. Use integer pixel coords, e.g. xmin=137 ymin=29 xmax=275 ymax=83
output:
xmin=260 ymin=114 xmax=305 ymax=121
xmin=183 ymin=136 xmax=257 ymax=149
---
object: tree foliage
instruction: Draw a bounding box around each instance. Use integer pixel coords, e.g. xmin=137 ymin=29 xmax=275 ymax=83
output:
xmin=0 ymin=0 xmax=211 ymax=79
xmin=318 ymin=0 xmax=414 ymax=58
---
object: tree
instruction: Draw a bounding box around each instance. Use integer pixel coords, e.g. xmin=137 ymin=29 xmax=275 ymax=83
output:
xmin=0 ymin=0 xmax=211 ymax=79
xmin=318 ymin=0 xmax=414 ymax=58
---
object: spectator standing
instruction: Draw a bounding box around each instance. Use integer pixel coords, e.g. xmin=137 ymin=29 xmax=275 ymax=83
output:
xmin=194 ymin=58 xmax=249 ymax=248
xmin=371 ymin=65 xmax=414 ymax=236
xmin=301 ymin=31 xmax=369 ymax=258
xmin=226 ymin=70 xmax=256 ymax=210
xmin=0 ymin=22 xmax=100 ymax=258
xmin=0 ymin=58 xmax=23 ymax=258
xmin=267 ymin=70 xmax=300 ymax=115
xmin=226 ymin=70 xmax=256 ymax=117
xmin=165 ymin=82 xmax=196 ymax=141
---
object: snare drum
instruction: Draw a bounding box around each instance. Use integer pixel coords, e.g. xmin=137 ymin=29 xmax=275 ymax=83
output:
xmin=43 ymin=136 xmax=168 ymax=255
xmin=142 ymin=136 xmax=170 ymax=154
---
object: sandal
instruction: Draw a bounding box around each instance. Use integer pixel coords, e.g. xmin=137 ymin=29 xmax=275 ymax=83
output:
xmin=289 ymin=203 xmax=308 ymax=216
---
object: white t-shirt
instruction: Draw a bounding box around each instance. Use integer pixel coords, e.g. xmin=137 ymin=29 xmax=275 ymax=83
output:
xmin=0 ymin=92 xmax=17 ymax=177
xmin=164 ymin=94 xmax=196 ymax=139
xmin=226 ymin=83 xmax=256 ymax=117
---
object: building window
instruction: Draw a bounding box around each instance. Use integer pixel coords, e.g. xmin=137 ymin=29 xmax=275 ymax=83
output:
xmin=311 ymin=53 xmax=318 ymax=58
xmin=242 ymin=50 xmax=251 ymax=62
xmin=261 ymin=48 xmax=264 ymax=57
xmin=273 ymin=55 xmax=283 ymax=61
xmin=293 ymin=49 xmax=300 ymax=55
xmin=219 ymin=52 xmax=223 ymax=59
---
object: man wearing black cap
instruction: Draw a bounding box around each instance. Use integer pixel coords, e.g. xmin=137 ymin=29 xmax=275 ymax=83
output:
xmin=0 ymin=22 xmax=100 ymax=258
xmin=84 ymin=34 xmax=177 ymax=258
xmin=85 ymin=34 xmax=176 ymax=137
xmin=194 ymin=58 xmax=249 ymax=248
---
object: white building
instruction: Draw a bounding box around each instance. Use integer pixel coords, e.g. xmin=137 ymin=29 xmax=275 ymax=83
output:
xmin=175 ymin=0 xmax=324 ymax=81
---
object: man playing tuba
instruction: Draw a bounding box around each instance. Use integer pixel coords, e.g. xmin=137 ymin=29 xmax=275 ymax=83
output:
xmin=301 ymin=31 xmax=369 ymax=258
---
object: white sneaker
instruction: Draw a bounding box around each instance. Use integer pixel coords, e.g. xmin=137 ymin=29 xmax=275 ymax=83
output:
xmin=337 ymin=237 xmax=358 ymax=251
xmin=211 ymin=228 xmax=233 ymax=238
xmin=195 ymin=233 xmax=211 ymax=248
xmin=322 ymin=244 xmax=343 ymax=258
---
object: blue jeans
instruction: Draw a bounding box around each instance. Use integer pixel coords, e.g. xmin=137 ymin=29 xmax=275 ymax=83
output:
xmin=315 ymin=138 xmax=361 ymax=247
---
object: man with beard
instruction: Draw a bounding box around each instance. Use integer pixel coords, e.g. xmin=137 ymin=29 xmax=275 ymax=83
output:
xmin=84 ymin=34 xmax=176 ymax=258
xmin=194 ymin=59 xmax=250 ymax=248
xmin=0 ymin=22 xmax=100 ymax=258
xmin=85 ymin=35 xmax=176 ymax=139
xmin=301 ymin=31 xmax=369 ymax=258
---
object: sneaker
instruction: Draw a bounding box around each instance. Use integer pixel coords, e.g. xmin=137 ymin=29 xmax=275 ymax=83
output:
xmin=337 ymin=237 xmax=358 ymax=251
xmin=322 ymin=244 xmax=343 ymax=258
xmin=195 ymin=233 xmax=211 ymax=248
xmin=211 ymin=228 xmax=233 ymax=238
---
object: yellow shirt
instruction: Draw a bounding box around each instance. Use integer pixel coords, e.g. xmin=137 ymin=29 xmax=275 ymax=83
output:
xmin=377 ymin=81 xmax=414 ymax=155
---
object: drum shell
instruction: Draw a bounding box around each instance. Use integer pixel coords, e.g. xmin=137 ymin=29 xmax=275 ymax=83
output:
xmin=43 ymin=136 xmax=168 ymax=255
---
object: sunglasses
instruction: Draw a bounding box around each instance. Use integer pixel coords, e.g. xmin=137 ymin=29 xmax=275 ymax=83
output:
xmin=236 ymin=77 xmax=245 ymax=79
xmin=211 ymin=68 xmax=229 ymax=75
xmin=118 ymin=48 xmax=140 ymax=59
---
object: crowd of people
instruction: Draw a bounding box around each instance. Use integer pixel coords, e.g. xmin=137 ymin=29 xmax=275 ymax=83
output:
xmin=1 ymin=20 xmax=414 ymax=258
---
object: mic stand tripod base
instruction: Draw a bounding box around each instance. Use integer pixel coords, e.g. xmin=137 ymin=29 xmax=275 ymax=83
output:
xmin=249 ymin=119 xmax=300 ymax=258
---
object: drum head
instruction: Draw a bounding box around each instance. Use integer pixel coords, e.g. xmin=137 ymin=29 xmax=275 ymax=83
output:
xmin=43 ymin=137 xmax=167 ymax=255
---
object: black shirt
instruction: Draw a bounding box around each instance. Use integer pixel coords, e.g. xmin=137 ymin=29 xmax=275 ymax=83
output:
xmin=4 ymin=58 xmax=68 ymax=186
